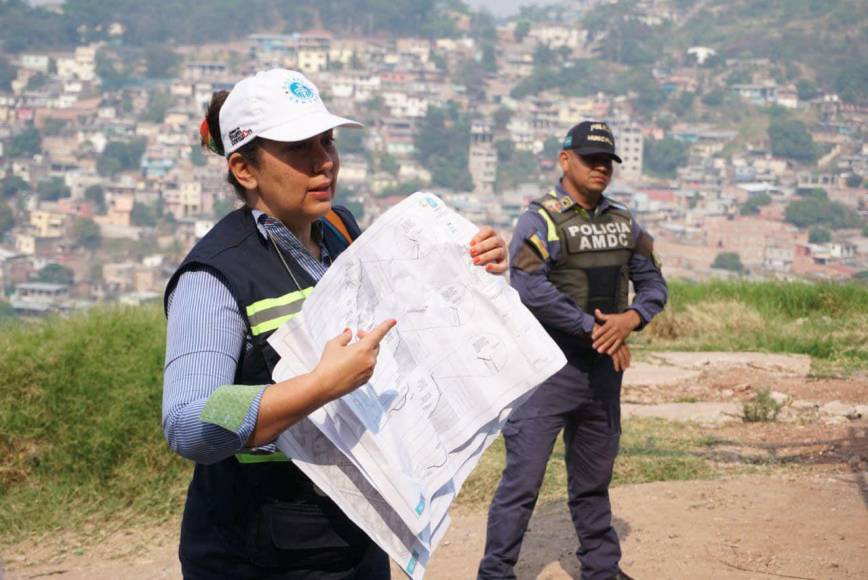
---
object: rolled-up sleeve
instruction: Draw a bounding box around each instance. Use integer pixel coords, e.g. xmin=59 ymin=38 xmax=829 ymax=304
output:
xmin=628 ymin=219 xmax=668 ymax=328
xmin=162 ymin=269 xmax=267 ymax=464
xmin=509 ymin=210 xmax=596 ymax=336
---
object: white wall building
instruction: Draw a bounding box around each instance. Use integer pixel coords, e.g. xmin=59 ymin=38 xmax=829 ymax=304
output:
xmin=469 ymin=121 xmax=497 ymax=195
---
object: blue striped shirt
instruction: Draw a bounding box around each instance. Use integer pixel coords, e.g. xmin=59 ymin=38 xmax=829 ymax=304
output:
xmin=162 ymin=211 xmax=332 ymax=464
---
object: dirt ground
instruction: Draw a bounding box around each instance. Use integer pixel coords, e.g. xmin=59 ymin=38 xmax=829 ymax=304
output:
xmin=3 ymin=352 xmax=866 ymax=580
xmin=3 ymin=473 xmax=866 ymax=580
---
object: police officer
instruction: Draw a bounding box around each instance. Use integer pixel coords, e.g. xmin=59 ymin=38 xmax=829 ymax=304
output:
xmin=477 ymin=121 xmax=668 ymax=580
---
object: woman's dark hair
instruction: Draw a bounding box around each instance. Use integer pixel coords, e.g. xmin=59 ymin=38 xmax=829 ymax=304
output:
xmin=204 ymin=90 xmax=261 ymax=202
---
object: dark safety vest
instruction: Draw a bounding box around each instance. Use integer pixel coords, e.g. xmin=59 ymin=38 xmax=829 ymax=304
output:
xmin=163 ymin=206 xmax=363 ymax=543
xmin=532 ymin=190 xmax=634 ymax=316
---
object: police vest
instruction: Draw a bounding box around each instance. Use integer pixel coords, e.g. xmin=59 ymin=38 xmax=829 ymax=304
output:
xmin=533 ymin=190 xmax=634 ymax=316
xmin=163 ymin=206 xmax=359 ymax=520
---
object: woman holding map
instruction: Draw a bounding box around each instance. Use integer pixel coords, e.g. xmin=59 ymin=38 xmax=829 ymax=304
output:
xmin=161 ymin=68 xmax=507 ymax=579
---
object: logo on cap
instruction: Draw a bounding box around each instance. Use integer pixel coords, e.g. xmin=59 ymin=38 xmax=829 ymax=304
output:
xmin=228 ymin=127 xmax=253 ymax=145
xmin=283 ymin=78 xmax=319 ymax=104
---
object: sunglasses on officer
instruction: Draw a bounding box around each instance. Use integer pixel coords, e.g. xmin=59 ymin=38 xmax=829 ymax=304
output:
xmin=574 ymin=152 xmax=614 ymax=169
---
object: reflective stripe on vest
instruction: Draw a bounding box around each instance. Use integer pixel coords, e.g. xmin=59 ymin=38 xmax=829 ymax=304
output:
xmin=246 ymin=287 xmax=314 ymax=336
xmin=537 ymin=208 xmax=558 ymax=242
xmin=236 ymin=450 xmax=290 ymax=464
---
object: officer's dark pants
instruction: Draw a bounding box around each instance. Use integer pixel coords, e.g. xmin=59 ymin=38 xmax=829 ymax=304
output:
xmin=478 ymin=350 xmax=622 ymax=580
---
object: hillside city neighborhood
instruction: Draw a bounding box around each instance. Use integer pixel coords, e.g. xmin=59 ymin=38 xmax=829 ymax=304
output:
xmin=0 ymin=1 xmax=865 ymax=317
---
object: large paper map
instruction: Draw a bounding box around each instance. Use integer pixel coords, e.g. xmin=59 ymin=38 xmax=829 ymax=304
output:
xmin=269 ymin=192 xmax=566 ymax=577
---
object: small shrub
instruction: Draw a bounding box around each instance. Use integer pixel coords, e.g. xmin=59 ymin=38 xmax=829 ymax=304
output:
xmin=742 ymin=389 xmax=782 ymax=422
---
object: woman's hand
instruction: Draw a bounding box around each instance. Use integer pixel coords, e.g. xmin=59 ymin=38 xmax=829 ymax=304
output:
xmin=469 ymin=226 xmax=508 ymax=274
xmin=247 ymin=319 xmax=396 ymax=447
xmin=311 ymin=319 xmax=396 ymax=403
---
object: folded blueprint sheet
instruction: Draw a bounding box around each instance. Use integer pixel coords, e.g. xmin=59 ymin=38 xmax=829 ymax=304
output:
xmin=269 ymin=192 xmax=566 ymax=577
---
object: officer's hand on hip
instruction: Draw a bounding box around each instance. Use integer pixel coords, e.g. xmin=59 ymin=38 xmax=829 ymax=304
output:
xmin=469 ymin=226 xmax=508 ymax=274
xmin=592 ymin=309 xmax=641 ymax=355
xmin=313 ymin=319 xmax=397 ymax=402
xmin=610 ymin=343 xmax=631 ymax=372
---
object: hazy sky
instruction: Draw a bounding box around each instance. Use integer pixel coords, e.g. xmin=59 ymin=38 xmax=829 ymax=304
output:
xmin=465 ymin=0 xmax=563 ymax=17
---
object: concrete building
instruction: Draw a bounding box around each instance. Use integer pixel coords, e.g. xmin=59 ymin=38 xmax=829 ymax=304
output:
xmin=469 ymin=121 xmax=497 ymax=195
xmin=609 ymin=120 xmax=643 ymax=180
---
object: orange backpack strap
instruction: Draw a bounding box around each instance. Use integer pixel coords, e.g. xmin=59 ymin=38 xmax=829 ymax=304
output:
xmin=323 ymin=209 xmax=354 ymax=246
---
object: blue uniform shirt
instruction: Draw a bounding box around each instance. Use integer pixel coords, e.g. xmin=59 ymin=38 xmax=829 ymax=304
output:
xmin=509 ymin=183 xmax=668 ymax=337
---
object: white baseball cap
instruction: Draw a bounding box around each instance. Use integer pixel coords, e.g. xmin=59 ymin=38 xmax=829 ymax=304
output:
xmin=218 ymin=68 xmax=362 ymax=157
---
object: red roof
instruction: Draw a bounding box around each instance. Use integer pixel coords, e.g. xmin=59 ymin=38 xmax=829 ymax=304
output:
xmin=643 ymin=189 xmax=675 ymax=202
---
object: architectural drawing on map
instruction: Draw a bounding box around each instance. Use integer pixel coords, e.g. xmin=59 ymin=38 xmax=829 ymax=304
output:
xmin=268 ymin=193 xmax=569 ymax=579
xmin=431 ymin=332 xmax=507 ymax=379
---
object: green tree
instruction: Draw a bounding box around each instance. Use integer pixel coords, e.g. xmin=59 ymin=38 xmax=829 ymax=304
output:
xmin=702 ymin=88 xmax=725 ymax=107
xmin=514 ymin=20 xmax=531 ymax=42
xmin=97 ymin=140 xmax=146 ymax=176
xmin=131 ymin=202 xmax=158 ymax=227
xmin=25 ymin=72 xmax=48 ymax=90
xmin=0 ymin=57 xmax=14 ymax=91
xmin=213 ymin=197 xmax=235 ymax=219
xmin=379 ymin=153 xmax=399 ymax=175
xmin=495 ymin=139 xmax=515 ymax=163
xmin=533 ymin=43 xmax=555 ymax=67
xmin=7 ymin=124 xmax=42 ymax=157
xmin=495 ymin=149 xmax=538 ymax=190
xmin=142 ymin=91 xmax=172 ymax=123
xmin=785 ymin=198 xmax=863 ymax=230
xmin=740 ymin=192 xmax=772 ymax=215
xmin=457 ymin=58 xmax=487 ymax=100
xmin=95 ymin=48 xmax=131 ymax=90
xmin=796 ymin=79 xmax=820 ymax=101
xmin=542 ymin=136 xmax=562 ymax=159
xmin=43 ymin=118 xmax=68 ymax=136
xmin=481 ymin=43 xmax=497 ymax=74
xmin=493 ymin=107 xmax=512 ymax=130
xmin=768 ymin=118 xmax=817 ymax=163
xmin=72 ymin=217 xmax=101 ymax=250
xmin=334 ymin=188 xmax=364 ymax=221
xmin=378 ymin=178 xmax=428 ymax=197
xmin=670 ymin=91 xmax=695 ymax=117
xmin=336 ymin=127 xmax=365 ymax=154
xmin=797 ymin=187 xmax=828 ymax=201
xmin=846 ymin=174 xmax=863 ymax=188
xmin=631 ymin=74 xmax=665 ymax=116
xmin=190 ymin=144 xmax=207 ymax=167
xmin=470 ymin=9 xmax=497 ymax=41
xmin=0 ymin=300 xmax=14 ymax=319
xmin=414 ymin=104 xmax=472 ymax=191
xmin=143 ymin=45 xmax=180 ymax=78
xmin=643 ymin=138 xmax=688 ymax=178
xmin=712 ymin=252 xmax=744 ymax=273
xmin=2 ymin=175 xmax=30 ymax=197
xmin=36 ymin=263 xmax=74 ymax=285
xmin=0 ymin=201 xmax=14 ymax=236
xmin=84 ymin=185 xmax=106 ymax=213
xmin=834 ymin=61 xmax=868 ymax=104
xmin=36 ymin=177 xmax=71 ymax=201
xmin=808 ymin=227 xmax=831 ymax=244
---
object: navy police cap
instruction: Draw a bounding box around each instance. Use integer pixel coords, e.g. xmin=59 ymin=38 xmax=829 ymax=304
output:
xmin=562 ymin=120 xmax=622 ymax=164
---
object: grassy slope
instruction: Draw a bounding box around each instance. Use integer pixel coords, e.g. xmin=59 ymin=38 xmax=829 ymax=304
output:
xmin=634 ymin=280 xmax=868 ymax=372
xmin=0 ymin=306 xmax=190 ymax=544
xmin=0 ymin=281 xmax=865 ymax=543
